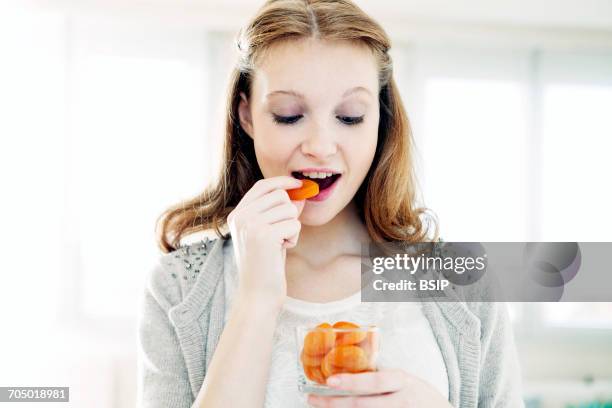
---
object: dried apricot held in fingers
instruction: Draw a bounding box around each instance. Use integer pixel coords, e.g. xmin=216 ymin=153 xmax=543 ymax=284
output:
xmin=286 ymin=179 xmax=319 ymax=200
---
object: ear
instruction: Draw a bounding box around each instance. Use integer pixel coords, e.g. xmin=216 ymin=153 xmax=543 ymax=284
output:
xmin=238 ymin=92 xmax=254 ymax=139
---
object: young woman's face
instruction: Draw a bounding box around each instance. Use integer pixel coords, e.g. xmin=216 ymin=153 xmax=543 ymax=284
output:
xmin=238 ymin=38 xmax=380 ymax=226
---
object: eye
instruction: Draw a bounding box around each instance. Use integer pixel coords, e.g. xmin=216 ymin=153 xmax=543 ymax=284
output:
xmin=337 ymin=115 xmax=364 ymax=125
xmin=272 ymin=114 xmax=303 ymax=125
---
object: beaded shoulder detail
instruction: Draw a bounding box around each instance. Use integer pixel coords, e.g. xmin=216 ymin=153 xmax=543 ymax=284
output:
xmin=160 ymin=236 xmax=219 ymax=283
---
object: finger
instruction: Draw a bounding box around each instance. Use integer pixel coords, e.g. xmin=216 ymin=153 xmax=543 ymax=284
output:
xmin=267 ymin=219 xmax=301 ymax=245
xmin=259 ymin=203 xmax=299 ymax=225
xmin=307 ymin=392 xmax=396 ymax=408
xmin=240 ymin=176 xmax=302 ymax=207
xmin=246 ymin=189 xmax=292 ymax=214
xmin=281 ymin=217 xmax=302 ymax=248
xmin=283 ymin=201 xmax=304 ymax=246
xmin=325 ymin=368 xmax=408 ymax=395
xmin=282 ymin=236 xmax=299 ymax=249
xmin=291 ymin=199 xmax=305 ymax=218
xmin=283 ymin=201 xmax=304 ymax=247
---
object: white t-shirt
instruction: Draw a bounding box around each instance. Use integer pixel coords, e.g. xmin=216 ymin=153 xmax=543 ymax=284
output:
xmin=223 ymin=260 xmax=449 ymax=407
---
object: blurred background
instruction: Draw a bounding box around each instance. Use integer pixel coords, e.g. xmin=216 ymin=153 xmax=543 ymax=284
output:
xmin=0 ymin=0 xmax=611 ymax=407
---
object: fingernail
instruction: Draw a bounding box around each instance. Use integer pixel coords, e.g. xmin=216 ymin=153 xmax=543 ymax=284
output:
xmin=327 ymin=376 xmax=341 ymax=386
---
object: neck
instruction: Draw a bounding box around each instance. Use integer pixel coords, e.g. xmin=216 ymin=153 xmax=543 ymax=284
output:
xmin=287 ymin=200 xmax=369 ymax=267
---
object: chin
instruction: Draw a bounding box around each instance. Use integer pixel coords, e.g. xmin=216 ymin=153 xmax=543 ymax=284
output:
xmin=298 ymin=209 xmax=339 ymax=226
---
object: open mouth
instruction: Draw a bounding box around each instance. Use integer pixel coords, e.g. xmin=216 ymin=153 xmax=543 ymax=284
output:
xmin=291 ymin=171 xmax=342 ymax=192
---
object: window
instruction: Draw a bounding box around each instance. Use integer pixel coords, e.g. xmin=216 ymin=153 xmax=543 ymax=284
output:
xmin=422 ymin=77 xmax=529 ymax=241
xmin=539 ymin=51 xmax=612 ymax=241
xmin=391 ymin=46 xmax=612 ymax=335
xmin=542 ymin=303 xmax=612 ymax=329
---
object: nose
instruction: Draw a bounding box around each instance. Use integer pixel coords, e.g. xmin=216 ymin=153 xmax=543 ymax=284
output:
xmin=300 ymin=129 xmax=337 ymax=160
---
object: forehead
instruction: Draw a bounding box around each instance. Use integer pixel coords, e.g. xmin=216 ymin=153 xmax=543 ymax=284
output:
xmin=252 ymin=38 xmax=379 ymax=103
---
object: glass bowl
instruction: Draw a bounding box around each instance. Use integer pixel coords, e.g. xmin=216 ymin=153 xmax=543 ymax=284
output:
xmin=295 ymin=322 xmax=380 ymax=396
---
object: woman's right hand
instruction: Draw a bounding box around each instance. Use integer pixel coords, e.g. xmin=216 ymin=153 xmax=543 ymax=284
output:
xmin=227 ymin=176 xmax=305 ymax=309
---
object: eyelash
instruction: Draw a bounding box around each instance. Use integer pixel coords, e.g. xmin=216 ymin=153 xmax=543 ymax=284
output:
xmin=272 ymin=114 xmax=364 ymax=126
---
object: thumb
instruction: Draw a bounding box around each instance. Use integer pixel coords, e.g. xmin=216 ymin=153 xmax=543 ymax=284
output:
xmin=282 ymin=200 xmax=304 ymax=250
xmin=291 ymin=199 xmax=306 ymax=218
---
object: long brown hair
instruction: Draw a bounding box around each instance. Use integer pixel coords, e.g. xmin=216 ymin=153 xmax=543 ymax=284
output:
xmin=156 ymin=0 xmax=439 ymax=253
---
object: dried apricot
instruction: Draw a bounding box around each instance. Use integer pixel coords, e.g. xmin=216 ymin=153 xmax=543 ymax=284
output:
xmin=333 ymin=321 xmax=367 ymax=346
xmin=300 ymin=349 xmax=323 ymax=367
xmin=287 ymin=179 xmax=319 ymax=200
xmin=357 ymin=331 xmax=379 ymax=354
xmin=325 ymin=345 xmax=369 ymax=372
xmin=304 ymin=365 xmax=327 ymax=385
xmin=303 ymin=322 xmax=336 ymax=356
xmin=320 ymin=351 xmax=342 ymax=378
xmin=357 ymin=331 xmax=379 ymax=370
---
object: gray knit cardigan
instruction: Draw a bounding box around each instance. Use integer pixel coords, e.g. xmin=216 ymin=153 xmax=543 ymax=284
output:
xmin=137 ymin=236 xmax=525 ymax=407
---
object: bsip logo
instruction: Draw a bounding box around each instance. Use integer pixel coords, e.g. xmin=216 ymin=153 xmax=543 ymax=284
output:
xmin=522 ymin=242 xmax=582 ymax=301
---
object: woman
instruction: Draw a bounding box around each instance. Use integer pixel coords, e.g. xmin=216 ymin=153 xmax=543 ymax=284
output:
xmin=137 ymin=0 xmax=524 ymax=407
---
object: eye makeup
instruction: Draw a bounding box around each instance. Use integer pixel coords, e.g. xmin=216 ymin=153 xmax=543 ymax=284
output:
xmin=271 ymin=113 xmax=365 ymax=126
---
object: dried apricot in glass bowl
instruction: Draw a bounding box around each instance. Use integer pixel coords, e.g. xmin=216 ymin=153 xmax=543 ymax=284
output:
xmin=302 ymin=322 xmax=335 ymax=356
xmin=296 ymin=322 xmax=380 ymax=396
xmin=333 ymin=321 xmax=367 ymax=346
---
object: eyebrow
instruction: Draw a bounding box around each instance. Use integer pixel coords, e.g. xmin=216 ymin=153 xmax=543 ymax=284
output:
xmin=265 ymin=86 xmax=372 ymax=100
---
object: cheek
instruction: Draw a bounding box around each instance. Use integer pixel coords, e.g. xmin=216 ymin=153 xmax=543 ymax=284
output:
xmin=346 ymin=131 xmax=377 ymax=179
xmin=252 ymin=125 xmax=296 ymax=176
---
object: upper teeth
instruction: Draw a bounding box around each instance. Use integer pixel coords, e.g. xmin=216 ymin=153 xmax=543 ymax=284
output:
xmin=301 ymin=171 xmax=334 ymax=178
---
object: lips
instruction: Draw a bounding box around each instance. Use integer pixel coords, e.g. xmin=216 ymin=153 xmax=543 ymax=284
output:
xmin=291 ymin=171 xmax=342 ymax=191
